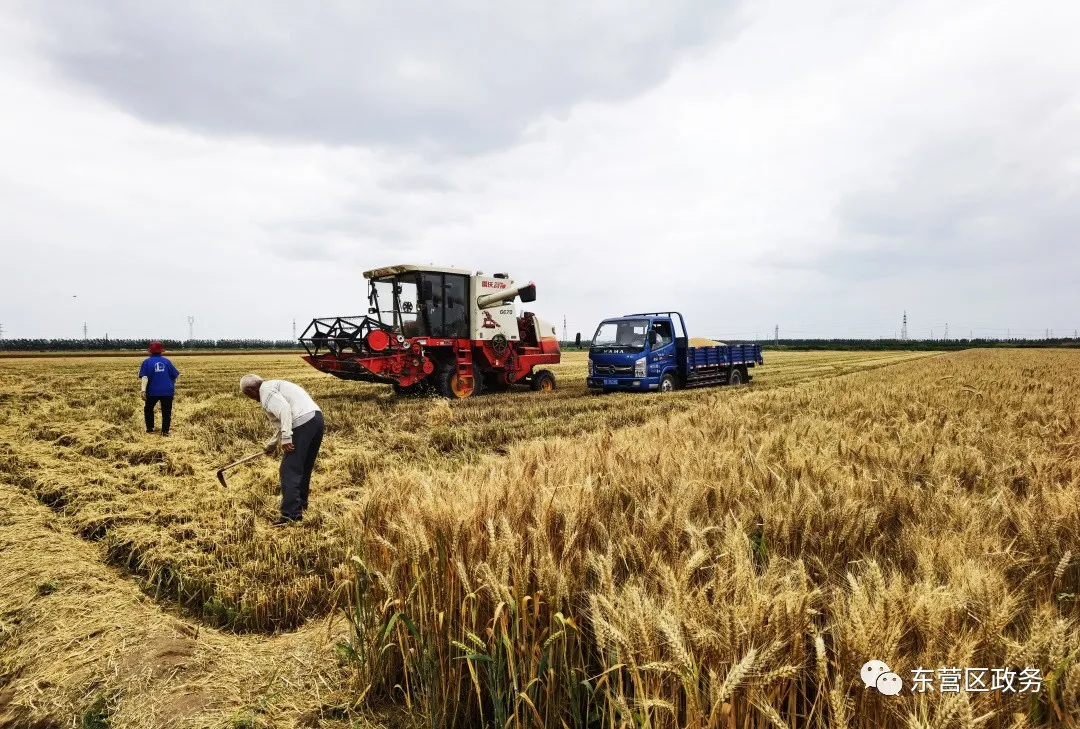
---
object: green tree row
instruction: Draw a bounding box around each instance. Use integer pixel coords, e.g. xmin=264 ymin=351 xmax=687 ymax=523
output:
xmin=0 ymin=338 xmax=302 ymax=352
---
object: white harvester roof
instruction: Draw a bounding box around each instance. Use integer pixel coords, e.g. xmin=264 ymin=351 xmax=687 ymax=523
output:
xmin=363 ymin=264 xmax=474 ymax=279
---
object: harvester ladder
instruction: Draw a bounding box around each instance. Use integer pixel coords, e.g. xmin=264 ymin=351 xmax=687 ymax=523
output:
xmin=454 ymin=342 xmax=475 ymax=390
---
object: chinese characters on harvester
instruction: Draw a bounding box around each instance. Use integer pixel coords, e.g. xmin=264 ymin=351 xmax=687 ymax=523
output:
xmin=862 ymin=660 xmax=1043 ymax=695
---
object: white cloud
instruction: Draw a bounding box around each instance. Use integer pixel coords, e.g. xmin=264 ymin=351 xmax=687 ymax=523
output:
xmin=0 ymin=0 xmax=1078 ymax=342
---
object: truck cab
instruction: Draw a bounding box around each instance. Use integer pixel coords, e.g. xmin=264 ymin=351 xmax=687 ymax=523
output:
xmin=587 ymin=313 xmax=688 ymax=392
xmin=587 ymin=312 xmax=763 ymax=393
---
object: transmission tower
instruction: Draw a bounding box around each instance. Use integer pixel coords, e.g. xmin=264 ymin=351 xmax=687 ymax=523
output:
xmin=563 ymin=315 xmax=567 ymax=343
xmin=292 ymin=319 xmax=297 ymax=341
xmin=901 ymin=311 xmax=907 ymax=341
xmin=774 ymin=325 xmax=779 ymax=345
xmin=188 ymin=316 xmax=195 ymax=340
xmin=944 ymin=323 xmax=948 ymax=340
xmin=0 ymin=323 xmax=4 ymax=339
xmin=83 ymin=322 xmax=87 ymax=340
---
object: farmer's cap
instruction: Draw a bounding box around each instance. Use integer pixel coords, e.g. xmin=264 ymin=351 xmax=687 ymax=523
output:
xmin=148 ymin=341 xmax=164 ymax=354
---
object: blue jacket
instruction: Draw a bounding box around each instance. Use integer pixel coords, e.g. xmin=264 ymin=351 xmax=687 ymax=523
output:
xmin=139 ymin=355 xmax=180 ymax=397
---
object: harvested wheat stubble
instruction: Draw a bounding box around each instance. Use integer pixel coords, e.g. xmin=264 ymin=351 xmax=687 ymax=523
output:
xmin=6 ymin=349 xmax=1078 ymax=727
xmin=0 ymin=489 xmax=385 ymax=729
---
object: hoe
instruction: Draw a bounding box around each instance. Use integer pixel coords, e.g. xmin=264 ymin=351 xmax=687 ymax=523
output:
xmin=215 ymin=452 xmax=264 ymax=487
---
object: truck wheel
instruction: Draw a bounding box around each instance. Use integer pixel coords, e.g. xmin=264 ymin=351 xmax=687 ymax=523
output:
xmin=531 ymin=370 xmax=557 ymax=392
xmin=728 ymin=367 xmax=744 ymax=386
xmin=659 ymin=373 xmax=678 ymax=393
xmin=437 ymin=364 xmax=480 ymax=399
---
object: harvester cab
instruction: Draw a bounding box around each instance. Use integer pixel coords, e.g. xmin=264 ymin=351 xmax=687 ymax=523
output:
xmin=299 ymin=265 xmax=560 ymax=398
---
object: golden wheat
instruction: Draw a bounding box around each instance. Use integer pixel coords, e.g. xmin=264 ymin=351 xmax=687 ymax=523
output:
xmin=1 ymin=348 xmax=1079 ymax=728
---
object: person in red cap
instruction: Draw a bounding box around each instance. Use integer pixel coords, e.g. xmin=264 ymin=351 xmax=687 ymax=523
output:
xmin=139 ymin=341 xmax=180 ymax=436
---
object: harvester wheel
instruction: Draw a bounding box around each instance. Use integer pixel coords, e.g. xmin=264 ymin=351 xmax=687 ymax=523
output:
xmin=437 ymin=364 xmax=480 ymax=399
xmin=531 ymin=370 xmax=557 ymax=393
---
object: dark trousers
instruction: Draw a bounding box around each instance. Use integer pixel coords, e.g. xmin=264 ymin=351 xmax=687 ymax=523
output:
xmin=145 ymin=395 xmax=173 ymax=433
xmin=280 ymin=411 xmax=324 ymax=520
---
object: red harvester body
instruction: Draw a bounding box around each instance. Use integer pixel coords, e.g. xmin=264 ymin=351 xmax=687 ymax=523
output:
xmin=299 ymin=264 xmax=560 ymax=398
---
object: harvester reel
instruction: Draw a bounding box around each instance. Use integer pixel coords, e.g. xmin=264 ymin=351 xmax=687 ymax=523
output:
xmin=299 ymin=316 xmax=394 ymax=359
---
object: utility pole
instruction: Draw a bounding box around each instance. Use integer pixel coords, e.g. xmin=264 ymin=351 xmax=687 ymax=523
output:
xmin=188 ymin=316 xmax=195 ymax=341
xmin=901 ymin=311 xmax=908 ymax=341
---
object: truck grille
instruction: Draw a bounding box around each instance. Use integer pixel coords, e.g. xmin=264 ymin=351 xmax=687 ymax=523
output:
xmin=594 ymin=364 xmax=634 ymax=375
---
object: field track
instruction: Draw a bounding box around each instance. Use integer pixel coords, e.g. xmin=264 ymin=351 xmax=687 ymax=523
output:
xmin=3 ymin=349 xmax=1080 ymax=728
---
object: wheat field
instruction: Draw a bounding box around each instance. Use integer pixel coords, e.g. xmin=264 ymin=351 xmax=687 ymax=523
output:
xmin=1 ymin=348 xmax=1078 ymax=728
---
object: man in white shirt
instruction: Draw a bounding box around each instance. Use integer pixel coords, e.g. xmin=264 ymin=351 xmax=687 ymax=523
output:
xmin=240 ymin=374 xmax=324 ymax=525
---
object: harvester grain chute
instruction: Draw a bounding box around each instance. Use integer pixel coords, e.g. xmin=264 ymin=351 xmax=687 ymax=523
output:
xmin=299 ymin=265 xmax=560 ymax=398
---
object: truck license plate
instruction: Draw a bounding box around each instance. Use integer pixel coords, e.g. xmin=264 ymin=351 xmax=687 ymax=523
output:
xmin=603 ymin=379 xmax=617 ymax=386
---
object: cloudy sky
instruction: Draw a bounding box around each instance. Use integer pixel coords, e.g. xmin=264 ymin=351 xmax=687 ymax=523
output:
xmin=1 ymin=0 xmax=1078 ymax=341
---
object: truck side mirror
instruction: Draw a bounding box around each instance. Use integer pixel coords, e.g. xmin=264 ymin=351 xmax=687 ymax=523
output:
xmin=518 ymin=284 xmax=536 ymax=303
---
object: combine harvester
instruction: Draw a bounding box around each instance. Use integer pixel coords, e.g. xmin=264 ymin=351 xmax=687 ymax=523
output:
xmin=299 ymin=264 xmax=560 ymax=398
xmin=587 ymin=311 xmax=763 ymax=393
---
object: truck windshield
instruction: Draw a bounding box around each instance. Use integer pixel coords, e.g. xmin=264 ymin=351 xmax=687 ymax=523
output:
xmin=592 ymin=319 xmax=648 ymax=351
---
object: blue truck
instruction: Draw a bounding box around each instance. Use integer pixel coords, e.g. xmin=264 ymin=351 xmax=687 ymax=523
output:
xmin=586 ymin=312 xmax=763 ymax=393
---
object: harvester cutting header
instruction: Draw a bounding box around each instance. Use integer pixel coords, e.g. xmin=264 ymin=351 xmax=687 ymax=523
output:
xmin=299 ymin=265 xmax=560 ymax=398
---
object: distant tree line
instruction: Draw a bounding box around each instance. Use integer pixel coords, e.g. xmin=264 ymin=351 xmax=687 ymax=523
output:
xmin=0 ymin=338 xmax=302 ymax=352
xmin=4 ymin=337 xmax=1077 ymax=353
xmin=562 ymin=337 xmax=1080 ymax=351
xmin=752 ymin=338 xmax=1080 ymax=351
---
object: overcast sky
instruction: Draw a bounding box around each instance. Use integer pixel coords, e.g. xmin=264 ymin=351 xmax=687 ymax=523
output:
xmin=1 ymin=0 xmax=1078 ymax=341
